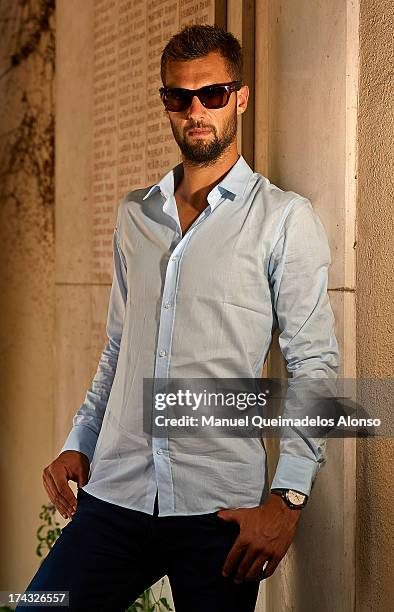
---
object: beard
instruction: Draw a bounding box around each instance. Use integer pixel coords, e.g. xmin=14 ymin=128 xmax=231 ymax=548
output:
xmin=169 ymin=105 xmax=238 ymax=167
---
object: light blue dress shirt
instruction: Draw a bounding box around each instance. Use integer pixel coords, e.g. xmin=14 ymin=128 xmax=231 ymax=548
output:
xmin=60 ymin=154 xmax=340 ymax=516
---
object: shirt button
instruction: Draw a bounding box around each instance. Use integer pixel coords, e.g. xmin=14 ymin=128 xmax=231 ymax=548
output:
xmin=159 ymin=350 xmax=167 ymax=357
xmin=171 ymin=255 xmax=177 ymax=261
xmin=163 ymin=302 xmax=171 ymax=309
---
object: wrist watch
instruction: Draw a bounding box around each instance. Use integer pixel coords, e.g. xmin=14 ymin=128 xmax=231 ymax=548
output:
xmin=271 ymin=488 xmax=308 ymax=509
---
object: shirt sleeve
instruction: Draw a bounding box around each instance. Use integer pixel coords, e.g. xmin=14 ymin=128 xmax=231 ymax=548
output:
xmin=58 ymin=212 xmax=127 ymax=463
xmin=268 ymin=197 xmax=340 ymax=496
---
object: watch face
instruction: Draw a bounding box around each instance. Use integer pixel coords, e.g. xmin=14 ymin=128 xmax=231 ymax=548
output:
xmin=288 ymin=490 xmax=306 ymax=506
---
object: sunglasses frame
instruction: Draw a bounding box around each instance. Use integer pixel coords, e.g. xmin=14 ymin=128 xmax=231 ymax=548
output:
xmin=159 ymin=80 xmax=243 ymax=112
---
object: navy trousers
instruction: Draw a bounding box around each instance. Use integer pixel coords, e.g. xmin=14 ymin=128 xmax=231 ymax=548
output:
xmin=17 ymin=488 xmax=260 ymax=611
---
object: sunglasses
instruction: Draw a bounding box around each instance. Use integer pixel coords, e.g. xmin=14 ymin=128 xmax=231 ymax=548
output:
xmin=159 ymin=81 xmax=242 ymax=112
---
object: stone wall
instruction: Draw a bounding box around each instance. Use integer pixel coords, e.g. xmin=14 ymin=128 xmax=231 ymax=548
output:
xmin=0 ymin=0 xmax=56 ymax=591
xmin=356 ymin=0 xmax=394 ymax=610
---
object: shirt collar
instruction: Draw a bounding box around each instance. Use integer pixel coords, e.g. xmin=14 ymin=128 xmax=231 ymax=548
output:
xmin=142 ymin=155 xmax=254 ymax=203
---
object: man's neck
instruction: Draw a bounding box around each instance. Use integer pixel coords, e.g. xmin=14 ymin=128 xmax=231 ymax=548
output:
xmin=175 ymin=145 xmax=240 ymax=210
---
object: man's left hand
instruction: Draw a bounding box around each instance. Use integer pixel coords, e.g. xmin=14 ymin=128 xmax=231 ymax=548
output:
xmin=217 ymin=493 xmax=303 ymax=583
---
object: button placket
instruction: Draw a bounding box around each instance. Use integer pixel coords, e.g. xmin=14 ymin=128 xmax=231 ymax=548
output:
xmin=152 ymin=202 xmax=214 ymax=514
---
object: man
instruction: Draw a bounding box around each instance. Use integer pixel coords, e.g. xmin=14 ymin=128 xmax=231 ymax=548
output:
xmin=19 ymin=24 xmax=339 ymax=612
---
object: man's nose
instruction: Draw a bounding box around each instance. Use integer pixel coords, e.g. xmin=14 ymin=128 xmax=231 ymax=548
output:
xmin=186 ymin=95 xmax=207 ymax=119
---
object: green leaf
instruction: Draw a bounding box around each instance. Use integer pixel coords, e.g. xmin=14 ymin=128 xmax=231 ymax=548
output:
xmin=126 ymin=598 xmax=144 ymax=611
xmin=36 ymin=525 xmax=46 ymax=541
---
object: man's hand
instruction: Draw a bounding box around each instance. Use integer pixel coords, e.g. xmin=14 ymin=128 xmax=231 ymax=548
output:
xmin=217 ymin=493 xmax=303 ymax=583
xmin=43 ymin=451 xmax=90 ymax=519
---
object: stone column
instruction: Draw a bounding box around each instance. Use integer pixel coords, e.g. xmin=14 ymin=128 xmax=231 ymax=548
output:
xmin=250 ymin=1 xmax=359 ymax=610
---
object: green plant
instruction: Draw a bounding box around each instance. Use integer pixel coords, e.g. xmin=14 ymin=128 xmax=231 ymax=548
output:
xmin=35 ymin=503 xmax=62 ymax=559
xmin=127 ymin=577 xmax=172 ymax=611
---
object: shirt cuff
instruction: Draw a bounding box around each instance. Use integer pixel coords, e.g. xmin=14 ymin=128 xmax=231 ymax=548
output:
xmin=270 ymin=454 xmax=320 ymax=496
xmin=58 ymin=425 xmax=98 ymax=464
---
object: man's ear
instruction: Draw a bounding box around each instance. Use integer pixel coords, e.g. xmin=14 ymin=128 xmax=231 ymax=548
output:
xmin=237 ymin=84 xmax=249 ymax=116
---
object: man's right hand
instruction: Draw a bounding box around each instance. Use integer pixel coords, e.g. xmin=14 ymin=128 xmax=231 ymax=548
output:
xmin=43 ymin=451 xmax=90 ymax=519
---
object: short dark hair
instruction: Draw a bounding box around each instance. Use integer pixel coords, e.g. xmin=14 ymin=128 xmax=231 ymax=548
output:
xmin=160 ymin=24 xmax=243 ymax=85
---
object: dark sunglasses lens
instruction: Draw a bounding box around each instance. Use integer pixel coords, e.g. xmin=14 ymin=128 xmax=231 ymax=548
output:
xmin=200 ymin=86 xmax=229 ymax=109
xmin=164 ymin=90 xmax=190 ymax=111
xmin=162 ymin=85 xmax=233 ymax=111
